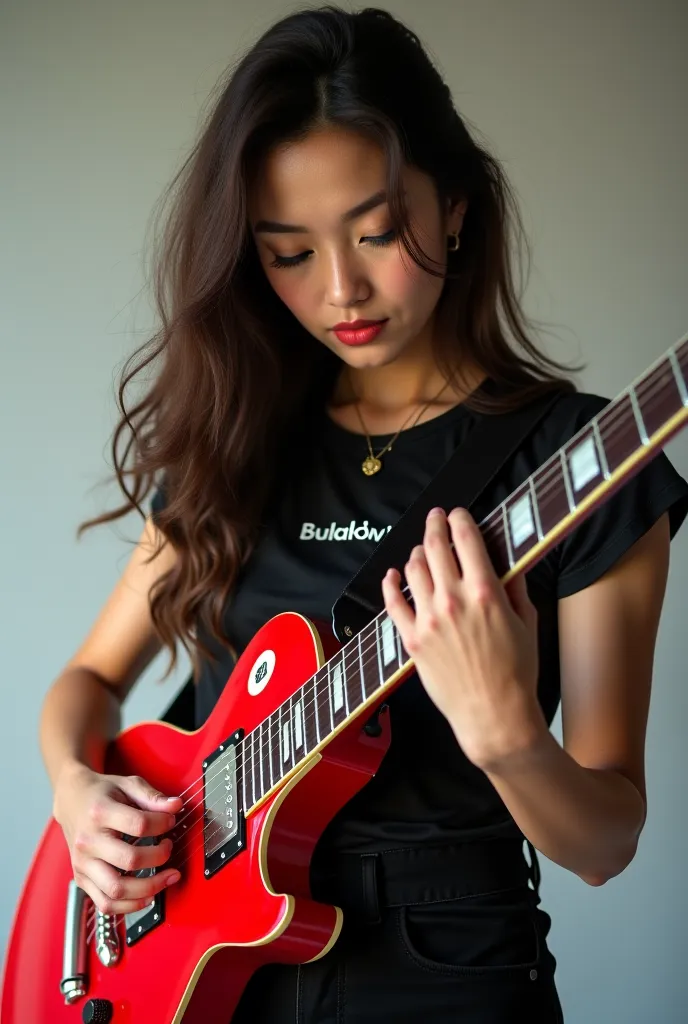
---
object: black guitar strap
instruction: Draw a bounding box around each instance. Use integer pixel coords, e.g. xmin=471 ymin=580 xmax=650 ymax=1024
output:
xmin=331 ymin=386 xmax=564 ymax=643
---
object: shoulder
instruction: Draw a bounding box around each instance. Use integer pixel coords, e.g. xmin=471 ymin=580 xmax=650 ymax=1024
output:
xmin=530 ymin=388 xmax=611 ymax=453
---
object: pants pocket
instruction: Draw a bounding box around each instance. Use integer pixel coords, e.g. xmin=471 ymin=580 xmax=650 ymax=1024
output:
xmin=396 ymin=886 xmax=544 ymax=979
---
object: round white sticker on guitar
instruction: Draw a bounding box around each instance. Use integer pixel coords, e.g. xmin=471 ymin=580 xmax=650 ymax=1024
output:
xmin=247 ymin=650 xmax=276 ymax=696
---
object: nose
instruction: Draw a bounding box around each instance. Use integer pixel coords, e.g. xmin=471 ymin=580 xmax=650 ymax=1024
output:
xmin=324 ymin=248 xmax=371 ymax=310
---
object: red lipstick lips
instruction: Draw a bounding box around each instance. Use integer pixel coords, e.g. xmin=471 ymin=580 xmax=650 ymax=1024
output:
xmin=331 ymin=319 xmax=388 ymax=346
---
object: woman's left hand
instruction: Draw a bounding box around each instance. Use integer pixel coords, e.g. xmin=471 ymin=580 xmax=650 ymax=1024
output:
xmin=381 ymin=506 xmax=547 ymax=772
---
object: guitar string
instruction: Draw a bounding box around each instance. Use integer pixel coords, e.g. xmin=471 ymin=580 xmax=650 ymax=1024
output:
xmin=85 ymin=357 xmax=687 ymax=942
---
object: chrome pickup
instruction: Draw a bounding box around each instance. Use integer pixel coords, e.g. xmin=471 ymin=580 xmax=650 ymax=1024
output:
xmin=203 ymin=730 xmax=245 ymax=878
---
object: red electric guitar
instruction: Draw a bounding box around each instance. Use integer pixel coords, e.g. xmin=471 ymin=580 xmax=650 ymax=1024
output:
xmin=2 ymin=337 xmax=687 ymax=1024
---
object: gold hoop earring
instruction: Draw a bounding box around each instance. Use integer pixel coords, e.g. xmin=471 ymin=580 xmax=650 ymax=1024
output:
xmin=447 ymin=230 xmax=460 ymax=252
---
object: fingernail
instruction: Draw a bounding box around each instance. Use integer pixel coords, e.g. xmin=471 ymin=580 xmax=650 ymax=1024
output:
xmin=167 ymin=871 xmax=181 ymax=885
xmin=428 ymin=507 xmax=444 ymax=517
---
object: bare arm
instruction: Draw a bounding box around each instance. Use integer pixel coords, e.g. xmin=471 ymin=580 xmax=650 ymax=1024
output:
xmin=483 ymin=513 xmax=670 ymax=884
xmin=40 ymin=516 xmax=184 ymax=915
xmin=40 ymin=515 xmax=176 ymax=790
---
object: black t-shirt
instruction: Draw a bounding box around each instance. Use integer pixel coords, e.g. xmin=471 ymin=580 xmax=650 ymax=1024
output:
xmin=151 ymin=386 xmax=688 ymax=854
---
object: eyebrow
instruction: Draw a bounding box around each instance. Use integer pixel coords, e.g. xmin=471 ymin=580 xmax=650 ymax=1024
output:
xmin=253 ymin=189 xmax=388 ymax=234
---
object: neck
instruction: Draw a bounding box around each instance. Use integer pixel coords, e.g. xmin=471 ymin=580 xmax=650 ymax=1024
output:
xmin=333 ymin=352 xmax=484 ymax=413
xmin=331 ymin=312 xmax=484 ymax=412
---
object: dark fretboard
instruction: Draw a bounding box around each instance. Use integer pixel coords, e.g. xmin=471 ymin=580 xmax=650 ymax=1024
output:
xmin=241 ymin=336 xmax=688 ymax=813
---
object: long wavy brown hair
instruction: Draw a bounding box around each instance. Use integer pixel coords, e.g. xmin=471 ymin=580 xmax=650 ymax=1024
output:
xmin=81 ymin=5 xmax=576 ymax=679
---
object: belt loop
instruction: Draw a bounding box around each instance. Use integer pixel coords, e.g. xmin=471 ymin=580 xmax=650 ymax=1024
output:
xmin=360 ymin=852 xmax=381 ymax=924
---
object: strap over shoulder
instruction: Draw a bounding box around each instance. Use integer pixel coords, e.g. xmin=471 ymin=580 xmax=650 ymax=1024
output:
xmin=331 ymin=388 xmax=564 ymax=642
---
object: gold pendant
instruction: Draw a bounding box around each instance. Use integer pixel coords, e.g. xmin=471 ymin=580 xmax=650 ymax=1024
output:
xmin=362 ymin=455 xmax=382 ymax=476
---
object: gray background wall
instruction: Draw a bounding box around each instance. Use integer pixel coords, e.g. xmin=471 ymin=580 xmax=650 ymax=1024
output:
xmin=1 ymin=1 xmax=686 ymax=1019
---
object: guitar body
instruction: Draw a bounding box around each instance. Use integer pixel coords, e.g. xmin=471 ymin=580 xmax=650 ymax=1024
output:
xmin=1 ymin=613 xmax=393 ymax=1024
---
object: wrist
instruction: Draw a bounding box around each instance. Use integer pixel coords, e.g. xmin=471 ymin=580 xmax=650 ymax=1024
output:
xmin=52 ymin=759 xmax=95 ymax=821
xmin=459 ymin=693 xmax=551 ymax=774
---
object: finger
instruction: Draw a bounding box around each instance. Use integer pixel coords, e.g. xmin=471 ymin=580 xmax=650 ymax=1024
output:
xmin=116 ymin=775 xmax=183 ymax=814
xmin=504 ymin=572 xmax=537 ymax=626
xmin=447 ymin=508 xmax=500 ymax=596
xmin=404 ymin=545 xmax=434 ymax=608
xmin=382 ymin=567 xmax=416 ymax=636
xmin=93 ymin=793 xmax=176 ymax=840
xmin=422 ymin=507 xmax=461 ymax=595
xmin=74 ymin=872 xmax=158 ymax=918
xmin=85 ymin=857 xmax=180 ymax=910
xmin=88 ymin=833 xmax=175 ymax=875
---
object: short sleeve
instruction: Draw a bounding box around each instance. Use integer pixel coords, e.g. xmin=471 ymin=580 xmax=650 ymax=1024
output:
xmin=553 ymin=393 xmax=688 ymax=599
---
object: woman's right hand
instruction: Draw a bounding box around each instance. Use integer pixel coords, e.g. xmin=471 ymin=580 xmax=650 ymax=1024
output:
xmin=53 ymin=762 xmax=184 ymax=916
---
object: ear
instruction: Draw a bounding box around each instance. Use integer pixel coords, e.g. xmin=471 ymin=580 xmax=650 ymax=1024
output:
xmin=445 ymin=196 xmax=468 ymax=236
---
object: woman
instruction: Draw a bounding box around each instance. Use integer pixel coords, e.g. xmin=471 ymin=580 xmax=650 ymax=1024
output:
xmin=39 ymin=6 xmax=688 ymax=1021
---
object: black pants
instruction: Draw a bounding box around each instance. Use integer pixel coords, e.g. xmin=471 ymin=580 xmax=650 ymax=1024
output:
xmin=232 ymin=839 xmax=564 ymax=1023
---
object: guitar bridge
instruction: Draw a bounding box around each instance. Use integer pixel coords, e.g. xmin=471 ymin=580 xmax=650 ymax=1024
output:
xmin=202 ymin=730 xmax=245 ymax=878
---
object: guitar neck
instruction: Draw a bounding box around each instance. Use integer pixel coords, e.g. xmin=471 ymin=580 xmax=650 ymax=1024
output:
xmin=243 ymin=336 xmax=688 ymax=814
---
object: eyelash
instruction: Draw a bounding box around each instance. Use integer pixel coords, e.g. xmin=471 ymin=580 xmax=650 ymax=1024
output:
xmin=268 ymin=229 xmax=397 ymax=270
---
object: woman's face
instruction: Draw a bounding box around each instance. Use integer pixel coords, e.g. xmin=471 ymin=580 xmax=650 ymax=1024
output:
xmin=248 ymin=126 xmax=466 ymax=371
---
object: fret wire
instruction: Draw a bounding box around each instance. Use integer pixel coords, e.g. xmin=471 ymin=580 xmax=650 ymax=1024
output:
xmin=270 ymin=712 xmax=281 ymax=787
xmin=360 ymin=622 xmax=378 ymax=699
xmin=313 ymin=675 xmax=321 ymax=745
xmin=559 ymin=450 xmax=575 ymax=512
xmin=326 ymin=661 xmax=332 ymax=729
xmin=358 ymin=631 xmax=366 ymax=703
xmin=342 ymin=653 xmax=350 ymax=718
xmin=304 ymin=682 xmax=314 ymax=745
xmin=501 ymin=502 xmax=514 ymax=568
xmin=241 ymin=740 xmax=248 ymax=813
xmin=343 ymin=645 xmax=357 ymax=719
xmin=592 ymin=418 xmax=611 ymax=480
xmin=629 ymin=386 xmax=649 ymax=445
xmin=257 ymin=724 xmax=264 ymax=802
xmin=287 ymin=695 xmax=295 ymax=761
xmin=298 ymin=684 xmax=307 ymax=749
xmin=396 ymin=618 xmax=404 ymax=665
xmin=316 ymin=666 xmax=330 ymax=743
xmin=267 ymin=716 xmax=274 ymax=790
xmin=250 ymin=728 xmax=256 ymax=804
xmin=326 ymin=663 xmax=335 ymax=734
xmin=252 ymin=730 xmax=258 ymax=807
xmin=288 ymin=695 xmax=296 ymax=769
xmin=375 ymin=618 xmax=384 ymax=687
xmin=280 ymin=701 xmax=289 ymax=772
xmin=528 ymin=476 xmax=544 ymax=542
xmin=293 ymin=690 xmax=304 ymax=755
xmin=669 ymin=348 xmax=688 ymax=406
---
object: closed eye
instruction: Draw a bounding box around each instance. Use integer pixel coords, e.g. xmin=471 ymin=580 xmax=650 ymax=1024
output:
xmin=268 ymin=229 xmax=397 ymax=270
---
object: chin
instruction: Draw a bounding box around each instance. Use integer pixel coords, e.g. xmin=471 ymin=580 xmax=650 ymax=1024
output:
xmin=339 ymin=340 xmax=408 ymax=367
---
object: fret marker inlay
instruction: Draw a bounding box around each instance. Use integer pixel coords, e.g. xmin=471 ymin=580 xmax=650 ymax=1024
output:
xmin=332 ymin=663 xmax=345 ymax=713
xmin=293 ymin=700 xmax=303 ymax=749
xmin=569 ymin=437 xmax=600 ymax=492
xmin=381 ymin=617 xmax=397 ymax=666
xmin=281 ymin=723 xmax=290 ymax=764
xmin=509 ymin=494 xmax=536 ymax=548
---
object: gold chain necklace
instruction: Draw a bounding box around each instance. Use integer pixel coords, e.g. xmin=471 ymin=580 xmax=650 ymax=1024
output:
xmin=353 ymin=381 xmax=450 ymax=476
